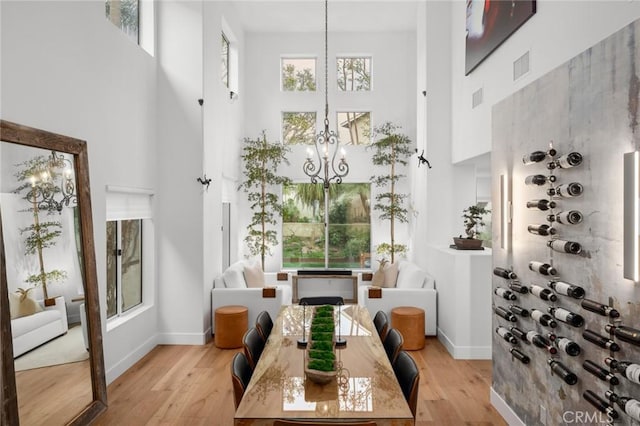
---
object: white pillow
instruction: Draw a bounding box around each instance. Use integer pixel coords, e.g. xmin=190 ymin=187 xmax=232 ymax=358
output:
xmin=396 ymin=262 xmax=426 ymax=289
xmin=223 ymin=261 xmax=247 ymax=289
xmin=244 ymin=261 xmax=265 ymax=288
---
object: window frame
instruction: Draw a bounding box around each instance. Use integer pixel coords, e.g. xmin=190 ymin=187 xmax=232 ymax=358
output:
xmin=107 ymin=219 xmax=144 ymax=321
xmin=280 ymin=56 xmax=318 ymax=92
xmin=281 ymin=111 xmax=318 ymax=145
xmin=105 ymin=0 xmax=140 ymax=44
xmin=336 ymin=111 xmax=372 ymax=146
xmin=336 ymin=56 xmax=372 ymax=92
xmin=221 ymin=31 xmax=230 ymax=88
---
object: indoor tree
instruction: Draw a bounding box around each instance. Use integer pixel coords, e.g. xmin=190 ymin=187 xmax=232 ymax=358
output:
xmin=239 ymin=131 xmax=291 ymax=270
xmin=368 ymin=122 xmax=413 ymax=263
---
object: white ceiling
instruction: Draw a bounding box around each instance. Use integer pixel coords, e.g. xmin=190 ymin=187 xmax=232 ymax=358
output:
xmin=230 ymin=1 xmax=421 ymax=33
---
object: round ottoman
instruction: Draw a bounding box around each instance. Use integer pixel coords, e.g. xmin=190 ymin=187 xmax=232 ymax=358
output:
xmin=214 ymin=305 xmax=249 ymax=349
xmin=391 ymin=306 xmax=425 ymax=350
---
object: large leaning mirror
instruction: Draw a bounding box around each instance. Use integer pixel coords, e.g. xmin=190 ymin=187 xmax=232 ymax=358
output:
xmin=0 ymin=120 xmax=107 ymax=425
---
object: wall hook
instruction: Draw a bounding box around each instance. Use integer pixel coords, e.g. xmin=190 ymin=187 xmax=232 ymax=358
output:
xmin=416 ymin=149 xmax=432 ymax=169
xmin=197 ymin=174 xmax=212 ymax=190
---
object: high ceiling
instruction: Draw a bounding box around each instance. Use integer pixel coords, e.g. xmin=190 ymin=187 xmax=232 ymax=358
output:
xmin=231 ymin=1 xmax=421 ymax=33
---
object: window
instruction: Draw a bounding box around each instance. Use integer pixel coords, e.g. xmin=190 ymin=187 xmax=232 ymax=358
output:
xmin=282 ymin=112 xmax=316 ymax=145
xmin=337 ymin=57 xmax=371 ymax=91
xmin=107 ymin=219 xmax=143 ymax=319
xmin=282 ymin=183 xmax=371 ymax=269
xmin=105 ymin=0 xmax=139 ymax=43
xmin=281 ymin=58 xmax=316 ymax=91
xmin=337 ymin=112 xmax=371 ymax=145
xmin=221 ymin=32 xmax=230 ymax=88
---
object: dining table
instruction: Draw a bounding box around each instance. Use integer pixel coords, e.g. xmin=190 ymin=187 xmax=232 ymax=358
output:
xmin=234 ymin=304 xmax=414 ymax=425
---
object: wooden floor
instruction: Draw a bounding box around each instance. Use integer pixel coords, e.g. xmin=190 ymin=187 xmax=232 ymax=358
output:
xmin=94 ymin=337 xmax=506 ymax=426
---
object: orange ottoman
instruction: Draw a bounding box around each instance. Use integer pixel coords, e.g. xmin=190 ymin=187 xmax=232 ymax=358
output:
xmin=391 ymin=306 xmax=425 ymax=350
xmin=214 ymin=305 xmax=248 ymax=349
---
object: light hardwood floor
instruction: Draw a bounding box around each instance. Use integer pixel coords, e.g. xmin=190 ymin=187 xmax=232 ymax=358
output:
xmin=94 ymin=337 xmax=506 ymax=426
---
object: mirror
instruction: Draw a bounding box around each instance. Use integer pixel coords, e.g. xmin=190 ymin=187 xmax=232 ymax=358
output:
xmin=0 ymin=120 xmax=106 ymax=425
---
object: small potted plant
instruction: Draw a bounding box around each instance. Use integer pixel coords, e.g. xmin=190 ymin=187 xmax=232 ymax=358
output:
xmin=453 ymin=204 xmax=490 ymax=250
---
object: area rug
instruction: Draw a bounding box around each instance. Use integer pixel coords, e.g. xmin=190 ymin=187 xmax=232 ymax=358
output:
xmin=14 ymin=325 xmax=89 ymax=371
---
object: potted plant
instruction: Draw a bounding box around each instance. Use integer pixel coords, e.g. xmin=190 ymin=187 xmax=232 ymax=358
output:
xmin=453 ymin=204 xmax=490 ymax=250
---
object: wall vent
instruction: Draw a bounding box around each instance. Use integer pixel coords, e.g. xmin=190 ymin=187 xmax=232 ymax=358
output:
xmin=513 ymin=51 xmax=530 ymax=81
xmin=472 ymin=88 xmax=483 ymax=109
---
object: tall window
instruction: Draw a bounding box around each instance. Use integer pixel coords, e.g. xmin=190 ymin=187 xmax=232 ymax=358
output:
xmin=281 ymin=58 xmax=316 ymax=91
xmin=105 ymin=0 xmax=139 ymax=43
xmin=107 ymin=219 xmax=142 ymax=319
xmin=282 ymin=183 xmax=371 ymax=269
xmin=337 ymin=112 xmax=371 ymax=145
xmin=337 ymin=57 xmax=371 ymax=91
xmin=221 ymin=32 xmax=230 ymax=88
xmin=282 ymin=112 xmax=316 ymax=145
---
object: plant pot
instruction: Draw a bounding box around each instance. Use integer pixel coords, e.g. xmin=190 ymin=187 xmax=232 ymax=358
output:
xmin=453 ymin=237 xmax=483 ymax=250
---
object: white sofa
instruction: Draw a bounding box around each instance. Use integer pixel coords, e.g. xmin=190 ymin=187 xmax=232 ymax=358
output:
xmin=358 ymin=260 xmax=437 ymax=336
xmin=11 ymin=296 xmax=69 ymax=358
xmin=212 ymin=260 xmax=292 ymax=331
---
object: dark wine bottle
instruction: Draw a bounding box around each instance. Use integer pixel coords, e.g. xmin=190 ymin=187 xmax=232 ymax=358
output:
xmin=548 ymin=358 xmax=578 ymax=385
xmin=494 ymin=306 xmax=517 ymax=322
xmin=493 ymin=267 xmax=517 ymax=280
xmin=546 ymin=332 xmax=557 ymax=342
xmin=528 ymin=224 xmax=557 ymax=236
xmin=583 ymin=360 xmax=620 ymax=385
xmin=584 ymin=390 xmax=619 ymax=420
xmin=496 ymin=327 xmax=518 ymax=344
xmin=548 ymin=210 xmax=584 ymax=225
xmin=509 ymin=348 xmax=530 ymax=364
xmin=531 ymin=309 xmax=557 ymax=328
xmin=509 ymin=305 xmax=529 ymax=317
xmin=554 ymin=152 xmax=583 ymax=169
xmin=581 ymin=299 xmax=620 ymax=318
xmin=510 ymin=326 xmax=527 ymax=340
xmin=529 ymin=261 xmax=558 ymax=276
xmin=548 ymin=239 xmax=582 ymax=255
xmin=526 ymin=331 xmax=557 ymax=354
xmin=583 ymin=329 xmax=620 ymax=352
xmin=530 ymin=284 xmax=557 ymax=302
xmin=494 ymin=287 xmax=517 ymax=301
xmin=605 ymin=391 xmax=640 ymax=422
xmin=605 ymin=358 xmax=640 ymax=385
xmin=547 ymin=182 xmax=584 ymax=198
xmin=605 ymin=324 xmax=640 ymax=346
xmin=525 ymin=174 xmax=556 ymax=186
xmin=526 ymin=199 xmax=557 ymax=211
xmin=508 ymin=281 xmax=529 ymax=294
xmin=548 ymin=306 xmax=585 ymax=327
xmin=547 ymin=280 xmax=585 ymax=299
xmin=523 ymin=150 xmax=555 ymax=165
xmin=557 ymin=336 xmax=581 ymax=356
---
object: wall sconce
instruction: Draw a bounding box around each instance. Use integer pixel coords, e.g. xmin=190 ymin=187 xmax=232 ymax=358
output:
xmin=230 ymin=91 xmax=238 ymax=101
xmin=624 ymin=151 xmax=639 ymax=281
xmin=500 ymin=174 xmax=512 ymax=251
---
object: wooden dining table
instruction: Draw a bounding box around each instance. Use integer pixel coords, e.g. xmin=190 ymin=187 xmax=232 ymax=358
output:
xmin=234 ymin=304 xmax=414 ymax=425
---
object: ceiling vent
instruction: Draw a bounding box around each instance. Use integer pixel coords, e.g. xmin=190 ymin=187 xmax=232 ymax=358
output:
xmin=472 ymin=87 xmax=483 ymax=109
xmin=513 ymin=51 xmax=530 ymax=81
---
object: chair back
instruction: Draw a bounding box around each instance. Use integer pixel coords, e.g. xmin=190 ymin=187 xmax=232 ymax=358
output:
xmin=373 ymin=310 xmax=389 ymax=341
xmin=274 ymin=420 xmax=377 ymax=426
xmin=298 ymin=296 xmax=344 ymax=306
xmin=231 ymin=352 xmax=253 ymax=409
xmin=393 ymin=350 xmax=420 ymax=418
xmin=242 ymin=327 xmax=265 ymax=370
xmin=383 ymin=328 xmax=403 ymax=364
xmin=255 ymin=310 xmax=273 ymax=342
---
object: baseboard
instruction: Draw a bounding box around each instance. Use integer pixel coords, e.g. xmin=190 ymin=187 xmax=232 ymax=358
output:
xmin=437 ymin=328 xmax=491 ymax=359
xmin=490 ymin=387 xmax=525 ymax=426
xmin=106 ymin=333 xmax=158 ymax=384
xmin=157 ymin=331 xmax=209 ymax=345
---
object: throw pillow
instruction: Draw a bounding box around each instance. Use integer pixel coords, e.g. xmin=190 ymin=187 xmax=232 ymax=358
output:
xmin=382 ymin=261 xmax=399 ymax=288
xmin=8 ymin=291 xmax=43 ymax=320
xmin=396 ymin=261 xmax=427 ymax=289
xmin=244 ymin=261 xmax=265 ymax=288
xmin=371 ymin=259 xmax=387 ymax=288
xmin=223 ymin=261 xmax=247 ymax=289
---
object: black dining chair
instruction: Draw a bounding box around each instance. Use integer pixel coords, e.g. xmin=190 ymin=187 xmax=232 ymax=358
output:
xmin=373 ymin=310 xmax=389 ymax=341
xmin=393 ymin=350 xmax=420 ymax=418
xmin=383 ymin=328 xmax=404 ymax=365
xmin=242 ymin=327 xmax=265 ymax=370
xmin=298 ymin=296 xmax=344 ymax=306
xmin=231 ymin=352 xmax=253 ymax=410
xmin=255 ymin=310 xmax=273 ymax=343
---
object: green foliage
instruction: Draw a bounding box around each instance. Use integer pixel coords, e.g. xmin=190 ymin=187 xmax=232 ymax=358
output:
xmin=376 ymin=243 xmax=407 ymax=257
xmin=282 ymin=112 xmax=316 ymax=145
xmin=308 ymin=349 xmax=335 ymax=362
xmin=311 ymin=323 xmax=334 ymax=333
xmin=307 ymin=358 xmax=335 ymax=372
xmin=310 ymin=341 xmax=333 ymax=351
xmin=337 ymin=58 xmax=371 ymax=91
xmin=282 ymin=63 xmax=316 ymax=91
xmin=25 ymin=270 xmax=67 ymax=286
xmin=462 ymin=204 xmax=491 ymax=239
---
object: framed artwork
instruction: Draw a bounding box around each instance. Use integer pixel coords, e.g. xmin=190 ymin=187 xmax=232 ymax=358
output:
xmin=465 ymin=0 xmax=536 ymax=75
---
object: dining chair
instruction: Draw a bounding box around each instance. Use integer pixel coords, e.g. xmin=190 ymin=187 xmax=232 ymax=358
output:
xmin=231 ymin=352 xmax=253 ymax=410
xmin=298 ymin=296 xmax=344 ymax=306
xmin=273 ymin=420 xmax=377 ymax=426
xmin=392 ymin=350 xmax=420 ymax=418
xmin=383 ymin=328 xmax=404 ymax=364
xmin=242 ymin=327 xmax=265 ymax=370
xmin=373 ymin=310 xmax=389 ymax=341
xmin=255 ymin=310 xmax=273 ymax=342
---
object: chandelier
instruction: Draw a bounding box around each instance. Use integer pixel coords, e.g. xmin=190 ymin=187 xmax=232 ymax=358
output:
xmin=26 ymin=151 xmax=77 ymax=213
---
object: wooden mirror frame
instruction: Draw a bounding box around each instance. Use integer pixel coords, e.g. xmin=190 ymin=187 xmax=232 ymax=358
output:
xmin=0 ymin=120 xmax=107 ymax=425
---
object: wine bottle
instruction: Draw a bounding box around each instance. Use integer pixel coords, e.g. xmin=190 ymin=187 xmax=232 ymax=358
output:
xmin=583 ymin=329 xmax=621 ymax=352
xmin=530 ymin=284 xmax=558 ymax=302
xmin=525 ymin=174 xmax=556 ymax=186
xmin=605 ymin=391 xmax=640 ymax=422
xmin=531 ymin=309 xmax=557 ymax=328
xmin=581 ymin=299 xmax=620 ymax=318
xmin=547 ymin=182 xmax=584 ymax=198
xmin=546 ymin=332 xmax=557 ymax=342
xmin=548 ymin=210 xmax=584 ymax=225
xmin=547 ymin=280 xmax=585 ymax=299
xmin=548 ymin=239 xmax=582 ymax=255
xmin=548 ymin=307 xmax=585 ymax=327
xmin=554 ymin=152 xmax=583 ymax=169
xmin=508 ymin=281 xmax=529 ymax=294
xmin=494 ymin=287 xmax=517 ymax=301
xmin=509 ymin=305 xmax=529 ymax=317
xmin=493 ymin=267 xmax=517 ymax=280
xmin=529 ymin=261 xmax=558 ymax=276
xmin=496 ymin=327 xmax=518 ymax=344
xmin=526 ymin=331 xmax=557 ymax=354
xmin=584 ymin=390 xmax=619 ymax=420
xmin=526 ymin=199 xmax=556 ymax=211
xmin=494 ymin=306 xmax=517 ymax=322
xmin=510 ymin=326 xmax=528 ymax=340
xmin=523 ymin=150 xmax=555 ymax=165
xmin=583 ymin=360 xmax=620 ymax=385
xmin=557 ymin=336 xmax=581 ymax=356
xmin=605 ymin=358 xmax=640 ymax=385
xmin=527 ymin=224 xmax=557 ymax=236
xmin=548 ymin=358 xmax=578 ymax=385
xmin=605 ymin=324 xmax=640 ymax=346
xmin=509 ymin=348 xmax=530 ymax=364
